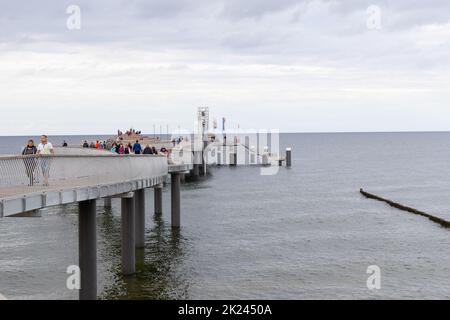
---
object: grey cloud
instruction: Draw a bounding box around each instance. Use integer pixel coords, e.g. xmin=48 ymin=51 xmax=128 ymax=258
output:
xmin=0 ymin=0 xmax=449 ymax=70
xmin=1 ymin=0 xmax=450 ymax=44
xmin=219 ymin=0 xmax=309 ymax=20
xmin=327 ymin=0 xmax=450 ymax=29
xmin=132 ymin=0 xmax=207 ymax=19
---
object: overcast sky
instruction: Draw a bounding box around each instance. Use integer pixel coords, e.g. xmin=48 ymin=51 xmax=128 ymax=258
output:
xmin=0 ymin=0 xmax=450 ymax=135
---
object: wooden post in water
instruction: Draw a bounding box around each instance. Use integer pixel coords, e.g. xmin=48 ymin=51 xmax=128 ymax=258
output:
xmin=286 ymin=147 xmax=292 ymax=167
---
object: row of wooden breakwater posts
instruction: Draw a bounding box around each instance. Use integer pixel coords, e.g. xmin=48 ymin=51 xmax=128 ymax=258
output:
xmin=0 ymin=144 xmax=293 ymax=300
xmin=360 ymin=189 xmax=450 ymax=229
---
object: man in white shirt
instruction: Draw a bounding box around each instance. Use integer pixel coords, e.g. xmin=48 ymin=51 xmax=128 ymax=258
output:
xmin=37 ymin=135 xmax=54 ymax=186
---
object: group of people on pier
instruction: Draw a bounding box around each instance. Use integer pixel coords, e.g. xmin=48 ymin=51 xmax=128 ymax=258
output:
xmin=21 ymin=135 xmax=54 ymax=187
xmin=20 ymin=135 xmax=170 ymax=188
xmin=81 ymin=139 xmax=169 ymax=156
xmin=117 ymin=128 xmax=142 ymax=137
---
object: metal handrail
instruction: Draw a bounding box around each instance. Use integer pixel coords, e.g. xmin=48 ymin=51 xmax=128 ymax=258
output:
xmin=0 ymin=154 xmax=166 ymax=160
xmin=0 ymin=153 xmax=168 ymax=197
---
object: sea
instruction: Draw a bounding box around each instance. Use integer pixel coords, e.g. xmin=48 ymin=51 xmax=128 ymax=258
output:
xmin=1 ymin=132 xmax=450 ymax=299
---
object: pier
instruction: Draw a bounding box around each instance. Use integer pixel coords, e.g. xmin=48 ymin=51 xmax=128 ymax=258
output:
xmin=0 ymin=150 xmax=192 ymax=300
xmin=0 ymin=109 xmax=294 ymax=300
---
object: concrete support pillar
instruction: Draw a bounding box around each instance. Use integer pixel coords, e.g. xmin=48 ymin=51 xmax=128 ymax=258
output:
xmin=171 ymin=172 xmax=181 ymax=228
xmin=192 ymin=164 xmax=200 ymax=177
xmin=154 ymin=185 xmax=163 ymax=215
xmin=192 ymin=151 xmax=201 ymax=178
xmin=268 ymin=132 xmax=272 ymax=153
xmin=262 ymin=153 xmax=269 ymax=166
xmin=256 ymin=133 xmax=260 ymax=164
xmin=286 ymin=147 xmax=292 ymax=167
xmin=202 ymin=141 xmax=208 ymax=176
xmin=79 ymin=200 xmax=97 ymax=300
xmin=134 ymin=189 xmax=146 ymax=249
xmin=221 ymin=145 xmax=225 ymax=165
xmin=230 ymin=151 xmax=237 ymax=166
xmin=121 ymin=195 xmax=135 ymax=276
xmin=217 ymin=151 xmax=222 ymax=166
xmin=250 ymin=146 xmax=256 ymax=164
xmin=104 ymin=198 xmax=112 ymax=208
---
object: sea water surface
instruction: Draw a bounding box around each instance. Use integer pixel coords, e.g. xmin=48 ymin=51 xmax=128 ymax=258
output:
xmin=1 ymin=132 xmax=450 ymax=299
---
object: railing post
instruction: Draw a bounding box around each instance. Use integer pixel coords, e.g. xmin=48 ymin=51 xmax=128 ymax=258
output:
xmin=121 ymin=194 xmax=135 ymax=276
xmin=79 ymin=199 xmax=97 ymax=300
xmin=135 ymin=189 xmax=146 ymax=248
xmin=171 ymin=172 xmax=181 ymax=228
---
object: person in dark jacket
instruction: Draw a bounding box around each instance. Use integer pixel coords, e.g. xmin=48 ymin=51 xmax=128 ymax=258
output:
xmin=22 ymin=139 xmax=38 ymax=186
xmin=143 ymin=145 xmax=153 ymax=155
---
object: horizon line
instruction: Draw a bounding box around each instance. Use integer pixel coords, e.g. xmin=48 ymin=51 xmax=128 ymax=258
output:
xmin=1 ymin=130 xmax=450 ymax=137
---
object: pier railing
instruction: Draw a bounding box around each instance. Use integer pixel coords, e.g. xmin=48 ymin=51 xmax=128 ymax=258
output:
xmin=0 ymin=153 xmax=168 ymax=198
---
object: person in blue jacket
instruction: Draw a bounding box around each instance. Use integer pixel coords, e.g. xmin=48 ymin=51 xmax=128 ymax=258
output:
xmin=133 ymin=140 xmax=142 ymax=155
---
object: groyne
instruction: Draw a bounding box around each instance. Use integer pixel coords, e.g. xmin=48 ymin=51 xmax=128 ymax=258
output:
xmin=360 ymin=188 xmax=450 ymax=229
